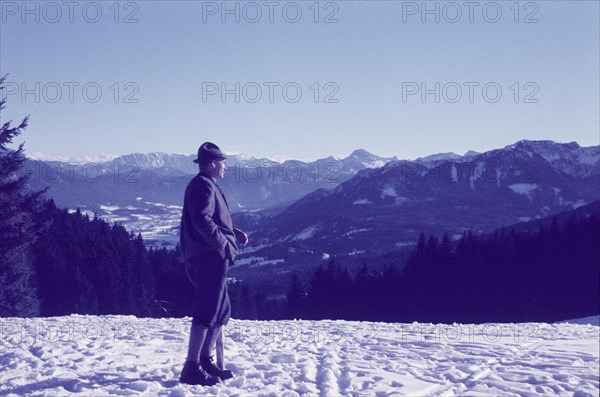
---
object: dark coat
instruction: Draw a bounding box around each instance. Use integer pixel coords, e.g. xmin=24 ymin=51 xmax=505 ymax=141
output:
xmin=180 ymin=173 xmax=238 ymax=262
xmin=180 ymin=172 xmax=238 ymax=326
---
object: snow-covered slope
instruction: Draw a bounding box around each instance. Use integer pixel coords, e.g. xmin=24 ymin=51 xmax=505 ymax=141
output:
xmin=1 ymin=315 xmax=598 ymax=396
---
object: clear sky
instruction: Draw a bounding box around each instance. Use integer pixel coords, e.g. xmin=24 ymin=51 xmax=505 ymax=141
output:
xmin=1 ymin=0 xmax=598 ymax=161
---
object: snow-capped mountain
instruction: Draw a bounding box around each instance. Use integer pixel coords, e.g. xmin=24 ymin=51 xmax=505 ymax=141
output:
xmin=498 ymin=140 xmax=599 ymax=177
xmin=231 ymin=140 xmax=600 ymax=272
xmin=416 ymin=152 xmax=463 ymax=162
xmin=105 ymin=152 xmax=286 ymax=175
xmin=24 ymin=140 xmax=599 ymax=255
xmin=416 ymin=150 xmax=481 ymax=165
xmin=24 ymin=149 xmax=398 ymax=245
xmin=108 ymin=152 xmax=197 ymax=174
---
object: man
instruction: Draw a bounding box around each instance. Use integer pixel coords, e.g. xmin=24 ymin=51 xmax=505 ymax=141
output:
xmin=179 ymin=142 xmax=249 ymax=386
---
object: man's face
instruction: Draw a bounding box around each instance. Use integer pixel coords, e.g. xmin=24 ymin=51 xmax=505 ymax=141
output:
xmin=211 ymin=160 xmax=227 ymax=180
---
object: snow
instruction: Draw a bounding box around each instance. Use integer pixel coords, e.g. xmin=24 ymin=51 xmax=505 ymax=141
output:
xmin=577 ymin=148 xmax=600 ymax=165
xmin=417 ymin=152 xmax=462 ymax=162
xmin=143 ymin=201 xmax=183 ymax=209
xmin=233 ymin=256 xmax=285 ymax=267
xmin=294 ymin=225 xmax=319 ymax=241
xmin=236 ymin=244 xmax=269 ymax=254
xmin=508 ymin=183 xmax=539 ymax=201
xmin=342 ymin=228 xmax=370 ymax=237
xmin=362 ymin=160 xmax=387 ymax=169
xmin=557 ymin=316 xmax=600 ymax=326
xmin=103 ymin=216 xmax=130 ymax=223
xmin=0 ymin=315 xmax=597 ymax=396
xmin=260 ymin=186 xmax=272 ymax=200
xmin=473 ymin=162 xmax=486 ymax=181
xmin=470 ymin=162 xmax=486 ymax=189
xmin=451 ymin=164 xmax=458 ymax=182
xmin=352 ymin=199 xmax=372 ymax=205
xmin=131 ymin=214 xmax=153 ymax=221
xmin=394 ymin=196 xmax=409 ymax=205
xmin=27 ymin=152 xmax=119 ymax=163
xmin=67 ymin=209 xmax=95 ymax=218
xmin=250 ymin=259 xmax=285 ymax=267
xmin=348 ymin=249 xmax=366 ymax=256
xmin=100 ymin=204 xmax=122 ymax=212
xmin=381 ymin=185 xmax=398 ymax=198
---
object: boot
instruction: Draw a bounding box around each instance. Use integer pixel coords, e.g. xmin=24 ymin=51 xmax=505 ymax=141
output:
xmin=200 ymin=355 xmax=234 ymax=380
xmin=179 ymin=360 xmax=220 ymax=386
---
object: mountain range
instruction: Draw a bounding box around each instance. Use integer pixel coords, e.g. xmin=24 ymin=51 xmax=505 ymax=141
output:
xmin=25 ymin=140 xmax=600 ymax=285
xmin=227 ymin=140 xmax=599 ymax=286
xmin=24 ymin=149 xmax=399 ymax=246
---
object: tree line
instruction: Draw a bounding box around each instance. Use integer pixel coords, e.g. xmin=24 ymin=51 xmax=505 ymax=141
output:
xmin=285 ymin=211 xmax=599 ymax=323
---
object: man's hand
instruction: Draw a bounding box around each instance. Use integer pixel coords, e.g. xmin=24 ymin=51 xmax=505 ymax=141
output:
xmin=234 ymin=227 xmax=249 ymax=246
xmin=218 ymin=245 xmax=228 ymax=260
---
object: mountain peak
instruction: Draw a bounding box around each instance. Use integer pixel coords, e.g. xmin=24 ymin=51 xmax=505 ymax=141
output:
xmin=509 ymin=139 xmax=580 ymax=150
xmin=417 ymin=152 xmax=462 ymax=162
xmin=348 ymin=149 xmax=375 ymax=159
xmin=496 ymin=139 xmax=597 ymax=177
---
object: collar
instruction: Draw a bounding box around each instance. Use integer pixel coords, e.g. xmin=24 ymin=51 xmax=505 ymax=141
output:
xmin=199 ymin=172 xmax=216 ymax=183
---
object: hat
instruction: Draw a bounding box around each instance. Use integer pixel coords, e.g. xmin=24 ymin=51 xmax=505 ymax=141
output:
xmin=193 ymin=142 xmax=227 ymax=164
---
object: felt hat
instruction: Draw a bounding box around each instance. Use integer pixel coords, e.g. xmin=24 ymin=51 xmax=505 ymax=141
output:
xmin=193 ymin=142 xmax=227 ymax=163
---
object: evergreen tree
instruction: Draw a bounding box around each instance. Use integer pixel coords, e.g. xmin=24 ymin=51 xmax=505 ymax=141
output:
xmin=438 ymin=232 xmax=452 ymax=263
xmin=306 ymin=264 xmax=328 ymax=319
xmin=353 ymin=260 xmax=374 ymax=319
xmin=0 ymin=76 xmax=46 ymax=316
xmin=286 ymin=273 xmax=304 ymax=319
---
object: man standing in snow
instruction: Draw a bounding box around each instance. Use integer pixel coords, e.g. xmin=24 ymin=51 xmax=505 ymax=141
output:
xmin=179 ymin=141 xmax=249 ymax=386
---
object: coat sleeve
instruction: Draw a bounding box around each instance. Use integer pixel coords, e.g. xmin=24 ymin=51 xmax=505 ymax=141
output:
xmin=189 ymin=181 xmax=228 ymax=252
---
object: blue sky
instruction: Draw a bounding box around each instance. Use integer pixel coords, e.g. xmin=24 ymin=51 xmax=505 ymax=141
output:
xmin=1 ymin=0 xmax=598 ymax=161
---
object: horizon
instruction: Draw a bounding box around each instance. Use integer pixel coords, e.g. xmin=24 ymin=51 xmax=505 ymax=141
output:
xmin=23 ymin=137 xmax=597 ymax=164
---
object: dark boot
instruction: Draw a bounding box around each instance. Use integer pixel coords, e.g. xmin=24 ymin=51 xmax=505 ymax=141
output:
xmin=200 ymin=355 xmax=234 ymax=380
xmin=179 ymin=360 xmax=220 ymax=386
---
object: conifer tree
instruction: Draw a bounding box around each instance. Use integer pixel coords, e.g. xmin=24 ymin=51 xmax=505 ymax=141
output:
xmin=286 ymin=273 xmax=304 ymax=318
xmin=0 ymin=76 xmax=46 ymax=316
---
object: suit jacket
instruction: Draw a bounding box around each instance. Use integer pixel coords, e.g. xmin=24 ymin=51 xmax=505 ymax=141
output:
xmin=180 ymin=172 xmax=239 ymax=263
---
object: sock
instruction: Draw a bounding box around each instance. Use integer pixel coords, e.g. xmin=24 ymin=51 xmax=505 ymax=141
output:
xmin=200 ymin=326 xmax=221 ymax=360
xmin=186 ymin=322 xmax=208 ymax=363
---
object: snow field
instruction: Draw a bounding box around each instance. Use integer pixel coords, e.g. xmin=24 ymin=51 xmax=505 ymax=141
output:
xmin=0 ymin=315 xmax=598 ymax=396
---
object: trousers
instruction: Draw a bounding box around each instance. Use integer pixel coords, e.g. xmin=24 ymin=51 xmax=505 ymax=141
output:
xmin=185 ymin=251 xmax=231 ymax=327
